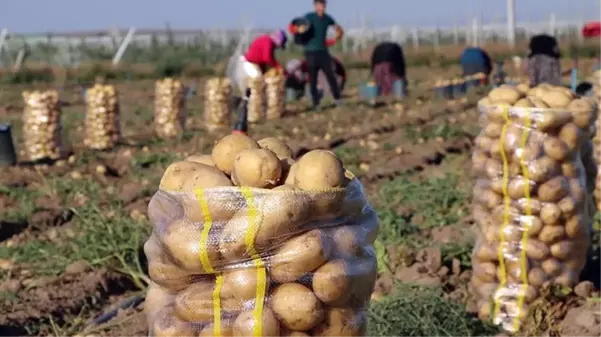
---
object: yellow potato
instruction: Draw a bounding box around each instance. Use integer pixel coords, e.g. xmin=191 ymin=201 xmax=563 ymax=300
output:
xmin=483 ymin=123 xmax=503 ymax=138
xmin=257 ymin=137 xmax=294 ymax=158
xmin=474 ymin=135 xmax=494 ymax=152
xmin=211 ymin=134 xmax=260 ymax=175
xmin=312 ymin=259 xmax=352 ymax=305
xmin=159 ymin=161 xmax=233 ymax=191
xmin=554 ymin=270 xmax=579 ymax=287
xmin=198 ymin=319 xmax=234 ymax=337
xmin=515 ymin=198 xmax=542 ymax=215
xmin=271 ymin=283 xmax=325 ymax=331
xmin=541 ymin=258 xmax=563 ymax=276
xmin=516 ymin=83 xmax=530 ymax=94
xmin=538 ymin=226 xmax=565 ymax=244
xmin=148 ymin=256 xmax=198 ymax=291
xmin=280 ymin=157 xmax=297 ymax=185
xmin=474 ymin=242 xmax=499 ymax=262
xmin=185 ymin=154 xmax=214 ymax=166
xmin=152 ymin=306 xmax=199 ymax=337
xmin=527 ymin=267 xmax=550 ymax=287
xmin=539 ymin=202 xmax=562 ymax=226
xmin=219 ymin=188 xmax=310 ymax=261
xmin=281 ymin=328 xmax=310 ymax=336
xmin=311 ymin=307 xmax=366 ymax=336
xmin=174 ymin=279 xmax=242 ymax=322
xmin=529 ymin=96 xmax=550 ymax=108
xmin=550 ymin=241 xmax=575 ymax=259
xmin=269 ymin=229 xmax=331 ymax=283
xmin=541 ymin=90 xmax=572 ymax=108
xmin=294 ymin=150 xmax=345 ymax=190
xmin=221 ymin=268 xmax=268 ymax=303
xmin=525 ymin=239 xmax=550 ymax=260
xmin=536 ymin=110 xmax=571 ymax=131
xmin=162 ymin=219 xmax=222 ymax=272
xmin=179 ymin=189 xmax=242 ymax=224
xmin=145 ymin=282 xmax=176 ymax=321
xmin=473 ymin=261 xmax=497 ymax=282
xmin=565 ymin=215 xmax=587 ymax=239
xmin=543 ymin=137 xmax=570 ymax=161
xmin=507 ymin=177 xmax=535 ymax=199
xmin=558 ymin=123 xmax=583 ymax=150
xmin=478 ymin=97 xmax=494 ymax=108
xmin=232 ymin=308 xmax=280 ymax=337
xmin=568 ymin=99 xmax=595 ymax=128
xmin=232 ymin=149 xmax=282 ymax=188
xmin=514 ymin=98 xmax=534 ymax=108
xmin=327 ymin=225 xmax=363 ymax=256
xmin=537 ymin=176 xmax=569 ymax=202
xmin=557 ymin=196 xmax=578 ymax=218
xmin=488 ymin=87 xmax=522 ymax=105
xmin=560 ymin=161 xmax=581 ymax=178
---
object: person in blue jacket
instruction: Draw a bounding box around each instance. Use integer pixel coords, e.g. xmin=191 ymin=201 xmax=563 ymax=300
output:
xmin=460 ymin=47 xmax=492 ymax=80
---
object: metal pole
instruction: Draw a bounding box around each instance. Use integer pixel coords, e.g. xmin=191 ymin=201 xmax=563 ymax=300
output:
xmin=549 ymin=13 xmax=556 ymax=36
xmin=112 ymin=27 xmax=135 ymax=66
xmin=506 ymin=0 xmax=516 ymax=47
xmin=0 ymin=29 xmax=8 ymax=66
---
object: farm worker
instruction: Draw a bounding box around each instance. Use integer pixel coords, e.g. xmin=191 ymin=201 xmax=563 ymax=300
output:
xmin=370 ymin=41 xmax=407 ymax=95
xmin=289 ymin=0 xmax=344 ymax=110
xmin=284 ymin=57 xmax=347 ymax=100
xmin=459 ymin=47 xmax=492 ymax=80
xmin=525 ymin=34 xmax=561 ymax=86
xmin=232 ymin=29 xmax=288 ymax=93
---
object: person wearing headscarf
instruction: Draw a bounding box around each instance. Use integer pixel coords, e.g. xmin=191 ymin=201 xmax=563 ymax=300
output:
xmin=370 ymin=42 xmax=407 ymax=95
xmin=526 ymin=34 xmax=561 ymax=86
xmin=459 ymin=47 xmax=492 ymax=80
xmin=232 ymin=30 xmax=288 ymax=93
xmin=285 ymin=57 xmax=346 ymax=100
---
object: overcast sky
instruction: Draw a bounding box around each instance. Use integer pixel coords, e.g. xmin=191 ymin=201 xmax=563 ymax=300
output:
xmin=1 ymin=0 xmax=599 ymax=33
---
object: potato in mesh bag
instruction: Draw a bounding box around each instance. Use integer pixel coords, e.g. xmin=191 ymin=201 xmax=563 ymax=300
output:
xmin=470 ymin=84 xmax=595 ymax=333
xmin=145 ymin=134 xmax=379 ymax=336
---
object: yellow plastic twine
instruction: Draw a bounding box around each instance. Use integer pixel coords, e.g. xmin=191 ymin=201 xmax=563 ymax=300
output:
xmin=194 ymin=189 xmax=223 ymax=336
xmin=240 ymin=187 xmax=268 ymax=337
xmin=493 ymin=105 xmax=511 ymax=322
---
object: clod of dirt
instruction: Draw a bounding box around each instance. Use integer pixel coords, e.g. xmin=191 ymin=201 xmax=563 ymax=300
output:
xmin=65 ymin=260 xmax=90 ymax=275
xmin=374 ymin=271 xmax=394 ymax=295
xmin=431 ymin=226 xmax=463 ymax=244
xmin=0 ymin=279 xmax=21 ymax=292
xmin=559 ymin=302 xmax=601 ymax=336
xmin=34 ymin=195 xmax=62 ymax=210
xmin=0 ymin=258 xmax=14 ymax=270
xmin=119 ymin=182 xmax=143 ymax=204
xmin=416 ymin=247 xmax=442 ymax=273
xmin=452 ymin=258 xmax=461 ymax=275
xmin=574 ymin=281 xmax=596 ymax=298
xmin=394 ymin=263 xmax=441 ymax=286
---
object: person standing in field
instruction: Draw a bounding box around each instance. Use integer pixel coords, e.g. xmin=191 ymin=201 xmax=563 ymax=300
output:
xmin=370 ymin=41 xmax=407 ymax=95
xmin=289 ymin=0 xmax=344 ymax=110
xmin=231 ymin=30 xmax=288 ymax=94
xmin=525 ymin=34 xmax=561 ymax=86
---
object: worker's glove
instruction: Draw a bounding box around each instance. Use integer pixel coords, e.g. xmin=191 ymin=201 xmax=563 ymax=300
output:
xmin=326 ymin=39 xmax=337 ymax=47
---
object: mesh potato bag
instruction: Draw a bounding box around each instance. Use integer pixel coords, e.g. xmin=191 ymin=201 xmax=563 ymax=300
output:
xmin=83 ymin=84 xmax=121 ymax=150
xmin=470 ymin=99 xmax=595 ymax=332
xmin=591 ymin=70 xmax=601 ymax=209
xmin=204 ymin=77 xmax=232 ymax=132
xmin=145 ymin=176 xmax=379 ymax=336
xmin=247 ymin=76 xmax=266 ymax=124
xmin=264 ymin=71 xmax=286 ymax=120
xmin=154 ymin=78 xmax=186 ymax=139
xmin=22 ymin=90 xmax=63 ymax=161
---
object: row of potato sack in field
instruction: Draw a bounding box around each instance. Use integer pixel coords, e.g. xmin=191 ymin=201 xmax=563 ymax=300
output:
xmin=83 ymin=84 xmax=121 ymax=150
xmin=21 ymin=90 xmax=63 ymax=161
xmin=154 ymin=78 xmax=186 ymax=139
xmin=589 ymin=70 xmax=601 ymax=209
xmin=204 ymin=73 xmax=286 ymax=131
xmin=470 ymin=83 xmax=598 ymax=332
xmin=145 ymin=134 xmax=379 ymax=336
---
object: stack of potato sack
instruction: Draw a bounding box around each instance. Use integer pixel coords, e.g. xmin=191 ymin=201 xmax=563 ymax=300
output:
xmin=145 ymin=134 xmax=379 ymax=337
xmin=83 ymin=84 xmax=121 ymax=150
xmin=264 ymin=69 xmax=286 ymax=120
xmin=470 ymin=83 xmax=597 ymax=332
xmin=590 ymin=70 xmax=601 ymax=209
xmin=247 ymin=76 xmax=266 ymax=123
xmin=22 ymin=90 xmax=63 ymax=161
xmin=204 ymin=77 xmax=232 ymax=131
xmin=154 ymin=78 xmax=186 ymax=138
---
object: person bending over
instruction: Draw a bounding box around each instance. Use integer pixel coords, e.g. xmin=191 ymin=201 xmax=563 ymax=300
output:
xmin=285 ymin=57 xmax=346 ymax=100
xmin=459 ymin=47 xmax=492 ymax=79
xmin=371 ymin=41 xmax=407 ymax=95
xmin=289 ymin=0 xmax=344 ymax=110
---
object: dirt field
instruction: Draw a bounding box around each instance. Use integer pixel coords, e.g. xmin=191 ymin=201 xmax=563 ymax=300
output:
xmin=0 ymin=64 xmax=599 ymax=336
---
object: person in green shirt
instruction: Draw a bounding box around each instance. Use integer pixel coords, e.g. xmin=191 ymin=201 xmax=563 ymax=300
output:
xmin=289 ymin=0 xmax=344 ymax=109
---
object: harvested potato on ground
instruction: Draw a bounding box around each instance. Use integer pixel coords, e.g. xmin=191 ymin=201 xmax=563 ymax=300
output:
xmin=271 ymin=283 xmax=325 ymax=331
xmin=153 ymin=306 xmax=198 ymax=337
xmin=185 ymin=154 xmax=214 ymax=166
xmin=220 ymin=188 xmax=311 ymax=260
xmin=258 ymin=137 xmax=293 ymax=158
xmin=311 ymin=307 xmax=366 ymax=336
xmin=174 ymin=280 xmax=243 ymax=322
xmin=233 ymin=308 xmax=280 ymax=337
xmin=295 ymin=150 xmax=345 ymax=190
xmin=232 ymin=148 xmax=282 ymax=188
xmin=269 ymin=230 xmax=331 ymax=283
xmin=212 ymin=134 xmax=260 ymax=175
xmin=159 ymin=161 xmax=232 ymax=191
xmin=162 ymin=219 xmax=222 ymax=272
xmin=312 ymin=259 xmax=352 ymax=305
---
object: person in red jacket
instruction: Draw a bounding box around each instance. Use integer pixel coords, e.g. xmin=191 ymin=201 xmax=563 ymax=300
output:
xmin=232 ymin=30 xmax=288 ymax=93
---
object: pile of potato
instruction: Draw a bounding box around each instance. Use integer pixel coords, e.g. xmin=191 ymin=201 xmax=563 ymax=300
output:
xmin=471 ymin=84 xmax=597 ymax=331
xmin=204 ymin=77 xmax=232 ymax=131
xmin=264 ymin=71 xmax=286 ymax=120
xmin=154 ymin=78 xmax=186 ymax=139
xmin=83 ymin=84 xmax=120 ymax=150
xmin=21 ymin=90 xmax=63 ymax=161
xmin=145 ymin=134 xmax=379 ymax=336
xmin=247 ymin=76 xmax=266 ymax=123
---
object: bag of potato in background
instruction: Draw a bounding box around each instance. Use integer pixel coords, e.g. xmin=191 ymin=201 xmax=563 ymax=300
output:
xmin=145 ymin=134 xmax=379 ymax=337
xmin=247 ymin=76 xmax=266 ymax=123
xmin=590 ymin=70 xmax=601 ymax=209
xmin=265 ymin=69 xmax=286 ymax=120
xmin=83 ymin=84 xmax=121 ymax=150
xmin=154 ymin=78 xmax=186 ymax=139
xmin=470 ymin=84 xmax=597 ymax=332
xmin=22 ymin=90 xmax=63 ymax=161
xmin=204 ymin=77 xmax=232 ymax=132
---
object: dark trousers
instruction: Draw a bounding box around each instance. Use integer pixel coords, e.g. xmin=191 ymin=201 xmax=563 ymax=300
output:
xmin=305 ymin=50 xmax=341 ymax=105
xmin=461 ymin=62 xmax=491 ymax=77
